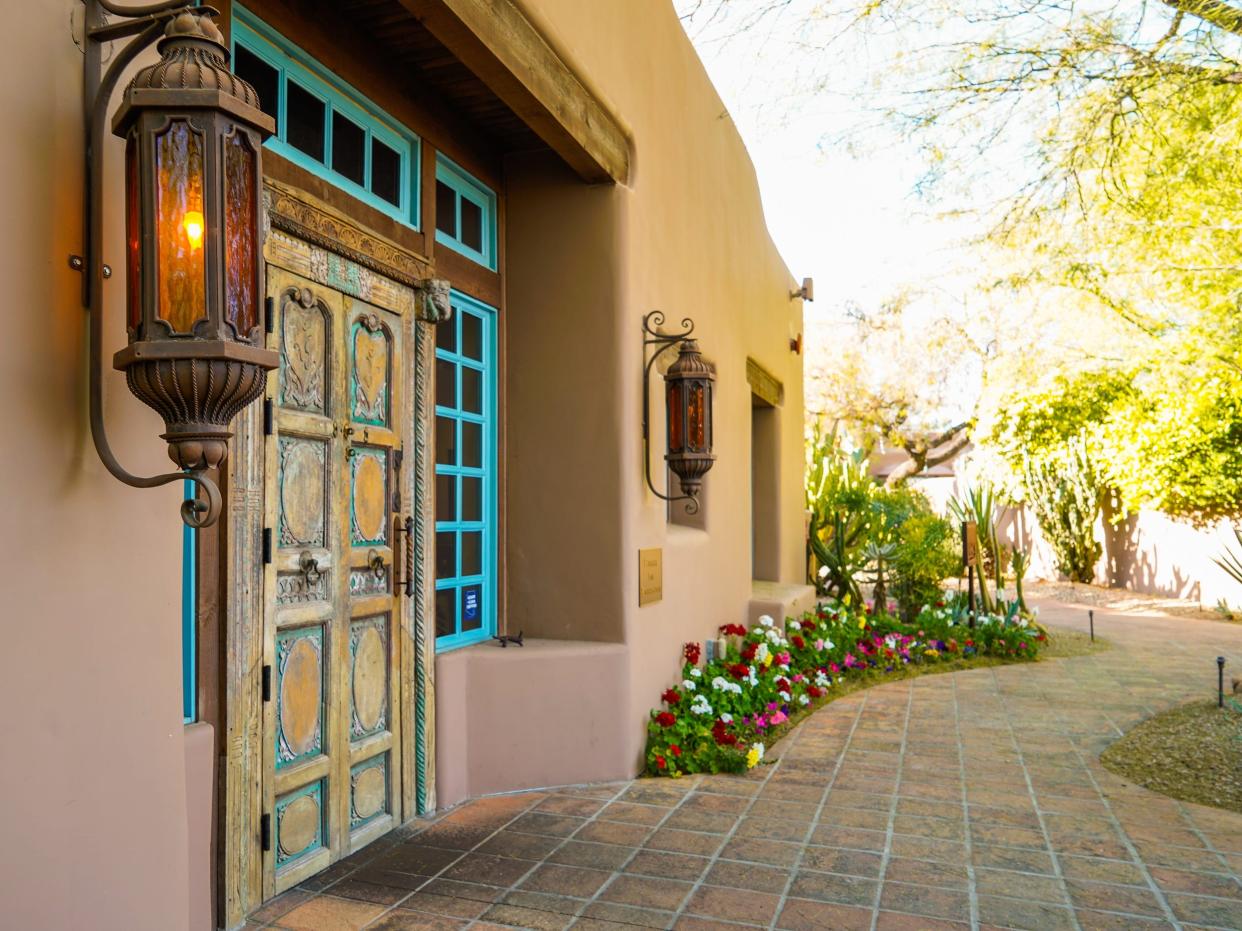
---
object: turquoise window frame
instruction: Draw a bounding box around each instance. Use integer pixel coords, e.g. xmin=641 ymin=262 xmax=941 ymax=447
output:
xmin=182 ymin=481 xmax=197 ymax=724
xmin=434 ymin=291 xmax=498 ymax=651
xmin=434 ymin=155 xmax=497 ymax=270
xmin=230 ymin=6 xmax=421 ymax=228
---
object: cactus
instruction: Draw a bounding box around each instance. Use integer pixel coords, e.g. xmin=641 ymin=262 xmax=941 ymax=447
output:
xmin=1021 ymin=438 xmax=1102 ymax=583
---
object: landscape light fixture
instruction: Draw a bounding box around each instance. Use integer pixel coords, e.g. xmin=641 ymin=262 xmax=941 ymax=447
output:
xmin=74 ymin=3 xmax=276 ymax=527
xmin=642 ymin=311 xmax=716 ymax=514
xmin=790 ymin=277 xmax=814 ymax=302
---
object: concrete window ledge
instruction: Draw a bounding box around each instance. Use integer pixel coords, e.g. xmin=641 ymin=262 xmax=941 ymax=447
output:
xmin=435 ymin=639 xmax=632 ymax=808
xmin=748 ymin=580 xmax=816 ymax=626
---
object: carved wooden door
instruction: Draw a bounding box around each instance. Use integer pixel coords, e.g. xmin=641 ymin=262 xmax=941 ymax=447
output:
xmin=262 ymin=267 xmax=406 ymax=896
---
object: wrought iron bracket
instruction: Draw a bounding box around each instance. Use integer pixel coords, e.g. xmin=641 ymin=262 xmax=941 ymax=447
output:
xmin=75 ymin=1 xmax=222 ymax=527
xmin=642 ymin=310 xmax=699 ymax=515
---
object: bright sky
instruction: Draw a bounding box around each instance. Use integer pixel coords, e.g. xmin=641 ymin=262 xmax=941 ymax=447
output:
xmin=676 ymin=2 xmax=984 ymax=316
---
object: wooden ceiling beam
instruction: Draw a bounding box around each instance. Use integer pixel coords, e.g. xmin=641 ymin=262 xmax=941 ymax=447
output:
xmin=395 ymin=0 xmax=630 ymax=184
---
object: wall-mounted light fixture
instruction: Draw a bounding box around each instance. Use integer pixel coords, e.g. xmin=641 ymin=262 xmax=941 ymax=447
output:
xmin=73 ymin=3 xmax=276 ymax=527
xmin=790 ymin=277 xmax=814 ymax=302
xmin=642 ymin=312 xmax=716 ymax=514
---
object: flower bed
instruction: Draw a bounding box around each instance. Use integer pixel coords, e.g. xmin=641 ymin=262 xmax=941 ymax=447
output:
xmin=645 ymin=600 xmax=1044 ymax=776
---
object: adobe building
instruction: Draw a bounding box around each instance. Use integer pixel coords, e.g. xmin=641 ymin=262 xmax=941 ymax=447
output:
xmin=1 ymin=1 xmax=810 ymax=928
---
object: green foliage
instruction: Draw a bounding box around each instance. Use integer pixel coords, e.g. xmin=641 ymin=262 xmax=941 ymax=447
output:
xmin=1215 ymin=527 xmax=1242 ymax=588
xmin=805 ymin=422 xmax=876 ymax=603
xmin=806 ymin=425 xmax=958 ymax=617
xmin=1022 ymin=439 xmax=1102 ymax=583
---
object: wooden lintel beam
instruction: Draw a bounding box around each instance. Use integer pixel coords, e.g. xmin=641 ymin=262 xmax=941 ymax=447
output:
xmin=397 ymin=0 xmax=630 ymax=184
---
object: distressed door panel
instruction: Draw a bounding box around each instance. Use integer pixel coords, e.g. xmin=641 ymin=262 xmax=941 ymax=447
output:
xmin=263 ymin=269 xmax=405 ymax=897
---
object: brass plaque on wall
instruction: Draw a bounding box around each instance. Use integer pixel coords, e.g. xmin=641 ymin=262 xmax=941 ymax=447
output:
xmin=639 ymin=548 xmax=663 ymax=606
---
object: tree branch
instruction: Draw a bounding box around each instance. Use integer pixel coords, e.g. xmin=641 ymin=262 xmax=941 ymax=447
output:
xmin=1161 ymin=0 xmax=1242 ymax=37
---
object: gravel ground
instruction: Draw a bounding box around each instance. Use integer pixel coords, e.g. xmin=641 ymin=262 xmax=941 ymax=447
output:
xmin=1101 ymin=699 xmax=1242 ymax=814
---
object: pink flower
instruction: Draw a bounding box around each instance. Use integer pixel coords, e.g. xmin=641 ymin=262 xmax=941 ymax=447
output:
xmin=770 ymin=710 xmax=788 ymax=725
xmin=830 ymin=662 xmax=841 ymax=673
xmin=843 ymin=653 xmax=856 ymax=668
xmin=776 ymin=652 xmax=791 ymax=666
xmin=815 ymin=639 xmax=825 ymax=651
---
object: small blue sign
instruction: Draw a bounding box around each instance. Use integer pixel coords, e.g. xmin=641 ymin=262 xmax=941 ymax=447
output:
xmin=463 ymin=588 xmax=479 ymax=622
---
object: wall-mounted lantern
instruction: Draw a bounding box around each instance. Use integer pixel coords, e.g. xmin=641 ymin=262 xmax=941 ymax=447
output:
xmin=74 ymin=3 xmax=276 ymax=527
xmin=642 ymin=311 xmax=716 ymax=513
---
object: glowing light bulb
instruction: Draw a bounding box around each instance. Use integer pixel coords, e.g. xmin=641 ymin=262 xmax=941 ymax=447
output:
xmin=183 ymin=210 xmax=205 ymax=250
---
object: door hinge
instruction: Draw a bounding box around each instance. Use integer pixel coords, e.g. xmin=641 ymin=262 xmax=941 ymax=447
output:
xmin=262 ymin=664 xmax=272 ymax=702
xmin=264 ymin=296 xmax=275 ymax=334
xmin=260 ymin=812 xmax=271 ymax=852
xmin=262 ymin=528 xmax=272 ymax=565
xmin=263 ymin=398 xmax=273 ymax=436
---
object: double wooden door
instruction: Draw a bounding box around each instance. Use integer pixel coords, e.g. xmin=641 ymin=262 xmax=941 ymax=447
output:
xmin=262 ymin=266 xmax=408 ymax=895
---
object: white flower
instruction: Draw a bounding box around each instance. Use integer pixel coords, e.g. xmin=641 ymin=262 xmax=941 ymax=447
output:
xmin=759 ymin=614 xmax=775 ymax=627
xmin=756 ymin=643 xmax=770 ymax=663
xmin=690 ymin=667 xmax=701 ymax=677
xmin=690 ymin=695 xmax=713 ymax=716
xmin=682 ymin=679 xmax=696 ymax=691
xmin=815 ymin=672 xmax=829 ymax=687
xmin=798 ymin=694 xmax=811 ymax=706
xmin=711 ymin=676 xmax=729 ymax=692
xmin=720 ymin=712 xmax=733 ymax=723
xmin=779 ymin=690 xmax=791 ymax=702
xmin=765 ymin=628 xmax=784 ymax=645
xmin=818 ymin=565 xmax=829 ymax=579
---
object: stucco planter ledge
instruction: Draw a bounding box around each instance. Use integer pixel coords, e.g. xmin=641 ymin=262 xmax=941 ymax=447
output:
xmin=435 ymin=640 xmax=631 ymax=808
xmin=748 ymin=579 xmax=817 ymax=628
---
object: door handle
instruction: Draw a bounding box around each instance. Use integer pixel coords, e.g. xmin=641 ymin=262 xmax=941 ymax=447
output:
xmin=368 ymin=549 xmax=387 ymax=582
xmin=298 ymin=551 xmax=323 ymax=585
xmin=393 ymin=516 xmax=414 ymax=597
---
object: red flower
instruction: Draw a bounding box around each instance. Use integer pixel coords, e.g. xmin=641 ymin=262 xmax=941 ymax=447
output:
xmin=729 ymin=663 xmax=750 ymax=680
xmin=719 ymin=623 xmax=747 ymax=637
xmin=656 ymin=755 xmax=667 ymax=769
xmin=661 ymin=688 xmax=680 ymax=705
xmin=791 ymin=635 xmax=806 ymax=650
xmin=711 ymin=719 xmax=738 ymax=746
xmin=669 ymin=744 xmax=682 ymax=757
xmin=656 ymin=711 xmax=676 ymax=727
xmin=775 ymin=677 xmax=791 ymax=693
xmin=808 ymin=685 xmax=824 ymax=698
xmin=741 ymin=642 xmax=758 ymax=661
xmin=683 ymin=642 xmax=702 ymax=665
xmin=801 ymin=619 xmax=816 ymax=631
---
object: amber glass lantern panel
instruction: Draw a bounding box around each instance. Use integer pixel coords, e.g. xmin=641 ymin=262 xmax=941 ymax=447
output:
xmin=125 ymin=135 xmax=141 ymax=334
xmin=667 ymin=380 xmax=685 ymax=451
xmin=224 ymin=131 xmax=258 ymax=337
xmin=686 ymin=382 xmax=707 ymax=451
xmin=155 ymin=119 xmax=207 ymax=333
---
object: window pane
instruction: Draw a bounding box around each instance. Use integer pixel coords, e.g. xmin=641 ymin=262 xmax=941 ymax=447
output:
xmin=286 ymin=81 xmax=325 ymax=162
xmin=462 ymin=313 xmax=482 ymax=361
xmin=436 ymin=531 xmax=456 ymax=578
xmin=436 ymin=359 xmax=456 ymax=410
xmin=371 ymin=138 xmax=401 ymax=207
xmin=436 ymin=317 xmax=456 ymax=353
xmin=462 ymin=422 xmax=482 ymax=469
xmin=436 ymin=473 xmax=456 ymax=524
xmin=435 ymin=416 xmax=456 ymax=466
xmin=462 ymin=477 xmax=482 ymax=522
xmin=331 ymin=112 xmax=365 ymax=185
xmin=462 ymin=366 xmax=482 ymax=415
xmin=461 ymin=586 xmax=482 ymax=632
xmin=435 ymin=588 xmax=456 ymax=638
xmin=234 ymin=45 xmax=279 ymax=122
xmin=435 ymin=180 xmax=456 ymax=237
xmin=460 ymin=197 xmax=483 ymax=252
xmin=461 ymin=531 xmax=482 ymax=577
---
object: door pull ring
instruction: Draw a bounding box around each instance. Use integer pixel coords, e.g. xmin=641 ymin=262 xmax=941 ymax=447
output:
xmin=299 ymin=551 xmax=323 ymax=585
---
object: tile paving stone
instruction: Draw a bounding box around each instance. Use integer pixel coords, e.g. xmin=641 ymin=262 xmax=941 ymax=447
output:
xmin=245 ymin=600 xmax=1242 ymax=929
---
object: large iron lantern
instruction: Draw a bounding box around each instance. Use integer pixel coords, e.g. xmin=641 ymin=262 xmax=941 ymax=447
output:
xmin=76 ymin=4 xmax=276 ymax=526
xmin=642 ymin=313 xmax=716 ymax=513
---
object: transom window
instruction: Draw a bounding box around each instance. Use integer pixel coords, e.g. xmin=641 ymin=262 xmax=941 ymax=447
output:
xmin=434 ymin=292 xmax=497 ymax=649
xmin=231 ymin=6 xmax=420 ymax=227
xmin=435 ymin=155 xmax=497 ymax=269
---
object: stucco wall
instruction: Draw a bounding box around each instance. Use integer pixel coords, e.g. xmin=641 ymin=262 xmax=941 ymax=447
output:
xmin=508 ymin=0 xmax=806 ymax=773
xmin=0 ymin=5 xmax=191 ymax=929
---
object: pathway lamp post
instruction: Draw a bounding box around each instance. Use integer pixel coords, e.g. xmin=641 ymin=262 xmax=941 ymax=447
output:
xmin=76 ymin=4 xmax=277 ymax=527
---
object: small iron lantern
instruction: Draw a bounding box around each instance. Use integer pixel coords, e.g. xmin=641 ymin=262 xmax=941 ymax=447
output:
xmin=642 ymin=312 xmax=716 ymax=512
xmin=76 ymin=4 xmax=277 ymax=526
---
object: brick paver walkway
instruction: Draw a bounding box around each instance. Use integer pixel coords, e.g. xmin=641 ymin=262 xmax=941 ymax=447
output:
xmin=249 ymin=600 xmax=1242 ymax=930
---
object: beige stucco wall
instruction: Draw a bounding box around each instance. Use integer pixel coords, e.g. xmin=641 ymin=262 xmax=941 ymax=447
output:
xmin=502 ymin=0 xmax=807 ymax=775
xmin=0 ymin=5 xmax=191 ymax=929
